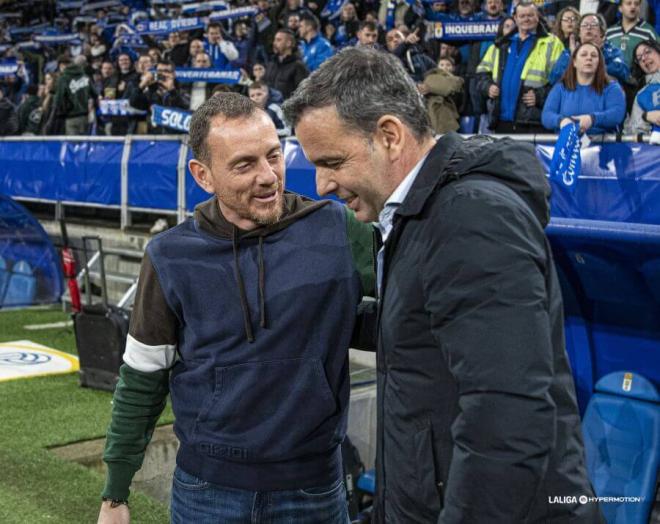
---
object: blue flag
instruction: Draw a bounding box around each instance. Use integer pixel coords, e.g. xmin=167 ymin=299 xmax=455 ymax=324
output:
xmin=151 ymin=105 xmax=192 ymax=133
xmin=549 ymin=122 xmax=581 ymax=192
xmin=321 ymin=0 xmax=349 ymax=20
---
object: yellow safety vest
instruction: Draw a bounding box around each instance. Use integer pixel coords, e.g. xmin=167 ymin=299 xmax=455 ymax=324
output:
xmin=477 ymin=34 xmax=565 ymax=88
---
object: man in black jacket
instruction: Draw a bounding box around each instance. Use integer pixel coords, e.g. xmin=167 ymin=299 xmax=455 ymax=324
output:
xmin=285 ymin=47 xmax=603 ymax=524
xmin=265 ymin=29 xmax=308 ymax=100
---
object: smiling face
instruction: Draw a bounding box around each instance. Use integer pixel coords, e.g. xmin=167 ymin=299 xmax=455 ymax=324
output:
xmin=514 ymin=4 xmax=539 ymax=35
xmin=636 ymin=43 xmax=660 ymax=74
xmin=574 ymin=43 xmax=600 ymax=76
xmin=190 ymin=112 xmax=285 ymax=230
xmin=296 ymin=106 xmax=394 ymax=223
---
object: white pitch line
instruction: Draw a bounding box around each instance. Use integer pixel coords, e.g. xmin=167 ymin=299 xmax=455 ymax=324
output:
xmin=23 ymin=320 xmax=74 ymax=330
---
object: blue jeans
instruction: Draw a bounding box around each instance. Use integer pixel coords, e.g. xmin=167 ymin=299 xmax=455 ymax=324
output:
xmin=170 ymin=466 xmax=351 ymax=524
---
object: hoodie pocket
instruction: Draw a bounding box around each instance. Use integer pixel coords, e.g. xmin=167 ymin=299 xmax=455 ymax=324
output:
xmin=193 ymin=358 xmax=338 ymax=462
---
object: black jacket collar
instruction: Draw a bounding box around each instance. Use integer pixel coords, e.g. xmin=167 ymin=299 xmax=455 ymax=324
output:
xmin=396 ymin=132 xmax=464 ymax=218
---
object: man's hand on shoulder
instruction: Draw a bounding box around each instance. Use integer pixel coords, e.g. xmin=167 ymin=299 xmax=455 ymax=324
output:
xmin=97 ymin=500 xmax=130 ymax=524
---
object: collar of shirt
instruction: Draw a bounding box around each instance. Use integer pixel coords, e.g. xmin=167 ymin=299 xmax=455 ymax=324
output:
xmin=376 ymin=151 xmax=430 ymax=244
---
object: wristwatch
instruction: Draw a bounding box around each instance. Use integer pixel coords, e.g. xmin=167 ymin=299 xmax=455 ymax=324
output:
xmin=102 ymin=497 xmax=129 ymax=508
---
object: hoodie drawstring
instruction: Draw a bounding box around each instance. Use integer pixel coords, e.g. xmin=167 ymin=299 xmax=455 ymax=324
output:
xmin=258 ymin=235 xmax=266 ymax=329
xmin=232 ymin=226 xmax=255 ymax=343
xmin=232 ymin=227 xmax=268 ymax=343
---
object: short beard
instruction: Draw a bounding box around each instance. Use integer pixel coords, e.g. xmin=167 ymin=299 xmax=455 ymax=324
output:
xmin=249 ymin=205 xmax=283 ymax=226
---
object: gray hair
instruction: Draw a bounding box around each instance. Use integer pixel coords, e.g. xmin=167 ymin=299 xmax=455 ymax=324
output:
xmin=282 ymin=47 xmax=432 ymax=142
xmin=188 ymin=93 xmax=259 ymax=166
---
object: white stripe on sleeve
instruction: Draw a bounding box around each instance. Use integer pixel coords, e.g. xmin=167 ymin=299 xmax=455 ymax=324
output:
xmin=123 ymin=334 xmax=176 ymax=372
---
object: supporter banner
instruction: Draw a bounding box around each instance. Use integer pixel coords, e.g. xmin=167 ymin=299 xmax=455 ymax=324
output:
xmin=72 ymin=16 xmax=98 ymax=25
xmin=136 ymin=17 xmax=206 ymax=34
xmin=428 ymin=20 xmax=498 ymax=40
xmin=0 ymin=13 xmax=22 ymax=20
xmin=549 ymin=123 xmax=581 ymax=193
xmin=174 ymin=68 xmax=241 ymax=83
xmin=0 ymin=60 xmax=18 ymax=77
xmin=209 ymin=6 xmax=259 ymax=21
xmin=182 ymin=0 xmax=228 ymax=14
xmin=16 ymin=42 xmax=42 ymax=50
xmin=98 ymin=99 xmax=148 ymax=117
xmin=115 ymin=33 xmax=147 ymax=47
xmin=151 ymin=105 xmax=192 ymax=132
xmin=10 ymin=24 xmax=49 ymax=37
xmin=57 ymin=0 xmax=84 ymax=9
xmin=33 ymin=33 xmax=82 ymax=45
xmin=80 ymin=0 xmax=122 ymax=13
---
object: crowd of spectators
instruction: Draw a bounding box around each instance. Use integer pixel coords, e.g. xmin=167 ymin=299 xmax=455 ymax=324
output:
xmin=0 ymin=0 xmax=658 ymax=139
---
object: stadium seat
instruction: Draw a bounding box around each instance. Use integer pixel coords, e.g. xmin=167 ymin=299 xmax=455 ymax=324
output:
xmin=582 ymin=371 xmax=660 ymax=524
xmin=458 ymin=116 xmax=476 ymax=134
xmin=357 ymin=468 xmax=375 ymax=495
xmin=3 ymin=260 xmax=37 ymax=307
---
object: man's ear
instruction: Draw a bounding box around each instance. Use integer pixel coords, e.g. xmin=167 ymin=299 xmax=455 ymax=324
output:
xmin=188 ymin=159 xmax=215 ymax=194
xmin=375 ymin=115 xmax=405 ymax=162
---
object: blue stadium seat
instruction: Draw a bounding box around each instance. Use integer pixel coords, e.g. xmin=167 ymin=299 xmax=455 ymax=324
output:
xmin=582 ymin=371 xmax=660 ymax=524
xmin=3 ymin=260 xmax=37 ymax=307
xmin=357 ymin=469 xmax=375 ymax=495
xmin=458 ymin=116 xmax=476 ymax=134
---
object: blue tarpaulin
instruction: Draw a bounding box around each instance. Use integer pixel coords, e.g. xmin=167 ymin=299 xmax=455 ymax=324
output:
xmin=0 ymin=194 xmax=63 ymax=308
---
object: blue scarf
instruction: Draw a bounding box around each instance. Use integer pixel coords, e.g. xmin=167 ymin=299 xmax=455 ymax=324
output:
xmin=500 ymin=34 xmax=535 ymax=122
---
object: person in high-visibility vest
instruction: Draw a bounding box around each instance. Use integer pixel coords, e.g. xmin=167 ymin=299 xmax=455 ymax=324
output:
xmin=476 ymin=0 xmax=565 ymax=133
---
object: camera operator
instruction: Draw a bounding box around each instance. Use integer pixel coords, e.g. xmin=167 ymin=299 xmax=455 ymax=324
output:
xmin=129 ymin=59 xmax=189 ymax=134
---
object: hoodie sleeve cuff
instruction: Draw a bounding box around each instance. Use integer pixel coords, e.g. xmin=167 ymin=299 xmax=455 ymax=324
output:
xmin=102 ymin=462 xmax=137 ymax=501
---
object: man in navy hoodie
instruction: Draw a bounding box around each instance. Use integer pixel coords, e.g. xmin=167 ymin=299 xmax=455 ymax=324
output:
xmin=97 ymin=93 xmax=374 ymax=523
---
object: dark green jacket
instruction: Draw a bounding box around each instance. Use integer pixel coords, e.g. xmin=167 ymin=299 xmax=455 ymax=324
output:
xmin=53 ymin=64 xmax=95 ymax=118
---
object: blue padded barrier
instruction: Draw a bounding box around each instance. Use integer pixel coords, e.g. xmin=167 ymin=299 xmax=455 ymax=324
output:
xmin=546 ymin=219 xmax=660 ymax=413
xmin=128 ymin=140 xmax=179 ymax=210
xmin=582 ymin=372 xmax=660 ymax=524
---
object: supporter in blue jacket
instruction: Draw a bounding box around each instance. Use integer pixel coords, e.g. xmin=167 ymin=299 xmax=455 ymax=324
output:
xmin=542 ymin=42 xmax=626 ymax=134
xmin=549 ymin=13 xmax=630 ymax=84
xmin=298 ymin=13 xmax=334 ymax=71
xmin=203 ymin=22 xmax=239 ymax=71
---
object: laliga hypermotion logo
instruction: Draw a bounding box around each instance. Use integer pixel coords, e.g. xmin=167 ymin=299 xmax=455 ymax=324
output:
xmin=0 ymin=352 xmax=52 ymax=366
